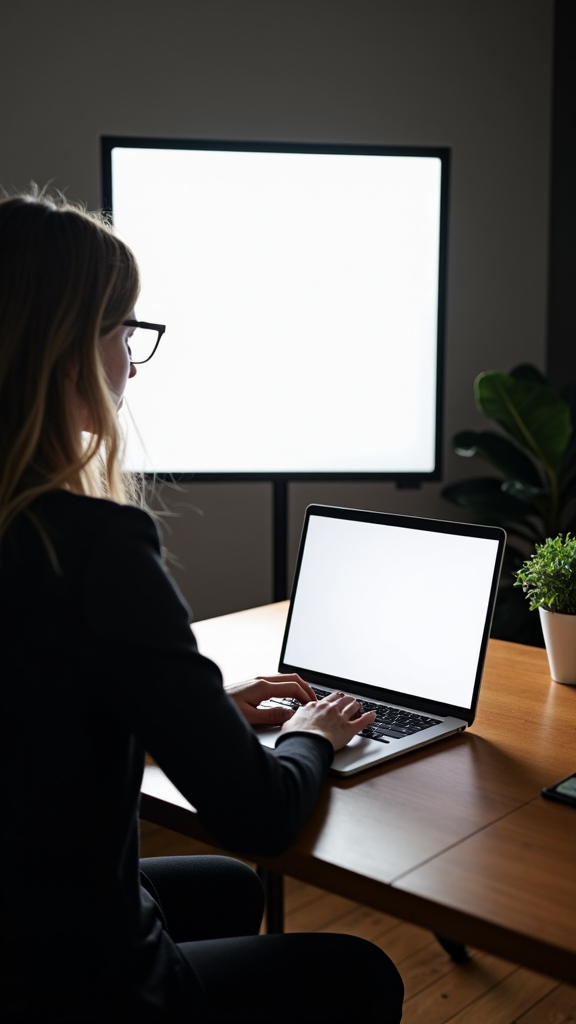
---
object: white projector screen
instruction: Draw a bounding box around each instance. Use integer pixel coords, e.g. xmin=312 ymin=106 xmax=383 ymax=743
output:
xmin=102 ymin=139 xmax=449 ymax=478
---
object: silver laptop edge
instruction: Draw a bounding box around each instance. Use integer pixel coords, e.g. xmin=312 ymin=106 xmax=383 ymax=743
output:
xmin=262 ymin=504 xmax=506 ymax=775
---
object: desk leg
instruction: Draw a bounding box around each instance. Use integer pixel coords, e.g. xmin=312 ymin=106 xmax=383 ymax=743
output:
xmin=257 ymin=867 xmax=284 ymax=933
xmin=435 ymin=934 xmax=470 ymax=962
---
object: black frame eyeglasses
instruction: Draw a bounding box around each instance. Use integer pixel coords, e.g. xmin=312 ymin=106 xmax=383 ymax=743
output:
xmin=123 ymin=319 xmax=166 ymax=364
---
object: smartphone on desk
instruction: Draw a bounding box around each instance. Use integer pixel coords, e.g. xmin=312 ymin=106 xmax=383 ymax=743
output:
xmin=541 ymin=773 xmax=576 ymax=808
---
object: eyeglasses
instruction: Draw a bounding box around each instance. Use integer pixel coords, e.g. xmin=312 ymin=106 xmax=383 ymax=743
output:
xmin=122 ymin=320 xmax=166 ymax=364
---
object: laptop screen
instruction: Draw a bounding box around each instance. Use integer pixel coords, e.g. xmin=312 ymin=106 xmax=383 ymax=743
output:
xmin=282 ymin=509 xmax=503 ymax=712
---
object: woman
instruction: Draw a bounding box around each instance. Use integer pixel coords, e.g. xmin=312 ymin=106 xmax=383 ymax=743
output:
xmin=0 ymin=191 xmax=404 ymax=1023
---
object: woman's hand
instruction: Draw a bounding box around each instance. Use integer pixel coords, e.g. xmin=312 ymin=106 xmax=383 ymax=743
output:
xmin=225 ymin=674 xmax=318 ymax=726
xmin=280 ymin=691 xmax=376 ymax=751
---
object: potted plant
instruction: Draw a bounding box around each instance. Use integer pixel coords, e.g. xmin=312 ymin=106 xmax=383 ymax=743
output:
xmin=514 ymin=534 xmax=576 ymax=684
xmin=442 ymin=365 xmax=575 ymax=645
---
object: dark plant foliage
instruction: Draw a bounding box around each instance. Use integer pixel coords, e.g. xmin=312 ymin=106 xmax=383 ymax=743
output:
xmin=442 ymin=365 xmax=576 ymax=645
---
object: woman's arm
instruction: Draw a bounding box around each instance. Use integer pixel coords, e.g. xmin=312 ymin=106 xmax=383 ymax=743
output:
xmin=82 ymin=503 xmax=334 ymax=856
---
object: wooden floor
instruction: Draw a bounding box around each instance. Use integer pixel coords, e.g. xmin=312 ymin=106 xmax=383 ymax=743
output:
xmin=140 ymin=820 xmax=576 ymax=1023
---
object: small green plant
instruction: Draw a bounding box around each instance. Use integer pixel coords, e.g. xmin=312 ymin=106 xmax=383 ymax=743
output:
xmin=514 ymin=534 xmax=576 ymax=614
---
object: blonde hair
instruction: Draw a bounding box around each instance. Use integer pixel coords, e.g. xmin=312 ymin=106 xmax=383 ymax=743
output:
xmin=0 ymin=188 xmax=141 ymax=538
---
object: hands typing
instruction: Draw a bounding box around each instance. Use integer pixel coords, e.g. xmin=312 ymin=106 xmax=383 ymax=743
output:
xmin=225 ymin=674 xmax=376 ymax=751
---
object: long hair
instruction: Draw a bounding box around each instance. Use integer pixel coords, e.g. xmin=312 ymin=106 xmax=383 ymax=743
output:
xmin=0 ymin=188 xmax=141 ymax=538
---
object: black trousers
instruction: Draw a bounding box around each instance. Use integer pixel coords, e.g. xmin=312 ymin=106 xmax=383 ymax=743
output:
xmin=141 ymin=855 xmax=404 ymax=1024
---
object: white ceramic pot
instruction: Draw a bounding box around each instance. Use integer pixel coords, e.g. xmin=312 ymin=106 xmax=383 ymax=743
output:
xmin=539 ymin=608 xmax=576 ymax=685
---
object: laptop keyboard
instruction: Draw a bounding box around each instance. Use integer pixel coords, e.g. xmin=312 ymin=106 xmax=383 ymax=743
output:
xmin=266 ymin=686 xmax=442 ymax=743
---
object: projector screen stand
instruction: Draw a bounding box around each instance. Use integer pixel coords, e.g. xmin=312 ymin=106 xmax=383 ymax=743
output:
xmin=272 ymin=479 xmax=289 ymax=601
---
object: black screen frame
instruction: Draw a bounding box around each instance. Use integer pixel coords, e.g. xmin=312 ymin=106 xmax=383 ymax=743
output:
xmin=101 ymin=135 xmax=450 ymax=484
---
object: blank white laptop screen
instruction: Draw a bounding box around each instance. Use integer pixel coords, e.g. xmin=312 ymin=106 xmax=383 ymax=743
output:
xmin=283 ymin=514 xmax=501 ymax=710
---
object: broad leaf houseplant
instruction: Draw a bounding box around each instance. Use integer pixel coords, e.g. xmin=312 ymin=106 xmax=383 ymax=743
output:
xmin=442 ymin=365 xmax=576 ymax=645
xmin=514 ymin=534 xmax=576 ymax=684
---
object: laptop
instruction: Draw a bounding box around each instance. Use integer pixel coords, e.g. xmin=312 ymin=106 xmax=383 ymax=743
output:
xmin=256 ymin=504 xmax=506 ymax=775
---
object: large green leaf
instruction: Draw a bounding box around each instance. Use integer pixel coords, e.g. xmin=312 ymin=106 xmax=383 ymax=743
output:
xmin=453 ymin=430 xmax=542 ymax=486
xmin=497 ymin=483 xmax=551 ymax=536
xmin=501 ymin=479 xmax=548 ymax=504
xmin=441 ymin=477 xmax=538 ymax=517
xmin=474 ymin=372 xmax=572 ymax=470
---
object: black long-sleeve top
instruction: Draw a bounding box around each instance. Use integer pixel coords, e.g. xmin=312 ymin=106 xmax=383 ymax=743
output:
xmin=0 ymin=491 xmax=333 ymax=1022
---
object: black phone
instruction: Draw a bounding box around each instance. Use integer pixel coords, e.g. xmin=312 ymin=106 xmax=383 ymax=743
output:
xmin=541 ymin=773 xmax=576 ymax=808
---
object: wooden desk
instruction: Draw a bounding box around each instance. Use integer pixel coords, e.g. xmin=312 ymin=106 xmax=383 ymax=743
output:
xmin=141 ymin=602 xmax=576 ymax=984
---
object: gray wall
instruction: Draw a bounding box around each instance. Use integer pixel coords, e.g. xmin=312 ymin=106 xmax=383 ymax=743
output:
xmin=1 ymin=0 xmax=553 ymax=619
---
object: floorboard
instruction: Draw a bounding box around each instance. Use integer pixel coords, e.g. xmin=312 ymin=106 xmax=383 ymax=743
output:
xmin=516 ymin=983 xmax=576 ymax=1023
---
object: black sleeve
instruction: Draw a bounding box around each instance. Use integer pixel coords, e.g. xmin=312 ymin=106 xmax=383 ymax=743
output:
xmin=82 ymin=504 xmax=333 ymax=856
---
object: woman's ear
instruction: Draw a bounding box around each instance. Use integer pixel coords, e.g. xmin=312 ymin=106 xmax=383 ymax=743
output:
xmin=64 ymin=354 xmax=79 ymax=383
xmin=64 ymin=356 xmax=91 ymax=432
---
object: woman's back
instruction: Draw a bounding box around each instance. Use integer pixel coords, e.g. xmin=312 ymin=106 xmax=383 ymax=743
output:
xmin=2 ymin=489 xmax=337 ymax=1020
xmin=2 ymin=492 xmax=197 ymax=1019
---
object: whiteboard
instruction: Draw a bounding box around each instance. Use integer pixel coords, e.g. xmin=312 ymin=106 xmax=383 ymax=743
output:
xmin=104 ymin=140 xmax=449 ymax=477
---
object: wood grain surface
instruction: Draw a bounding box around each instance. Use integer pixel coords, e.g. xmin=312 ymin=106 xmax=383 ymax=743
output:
xmin=140 ymin=602 xmax=576 ymax=983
